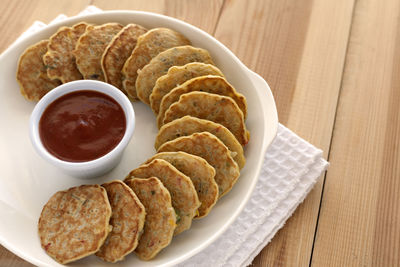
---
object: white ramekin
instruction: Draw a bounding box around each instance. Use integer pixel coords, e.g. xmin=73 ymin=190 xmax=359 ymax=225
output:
xmin=29 ymin=80 xmax=135 ymax=179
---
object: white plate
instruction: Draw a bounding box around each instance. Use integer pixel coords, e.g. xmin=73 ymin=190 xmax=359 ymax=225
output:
xmin=0 ymin=11 xmax=278 ymax=267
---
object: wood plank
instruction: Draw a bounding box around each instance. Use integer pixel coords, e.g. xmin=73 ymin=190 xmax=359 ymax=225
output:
xmin=213 ymin=0 xmax=354 ymax=265
xmin=0 ymin=248 xmax=33 ymax=267
xmin=0 ymin=0 xmax=90 ymax=53
xmin=311 ymin=0 xmax=400 ymax=265
xmin=92 ymin=0 xmax=223 ymax=35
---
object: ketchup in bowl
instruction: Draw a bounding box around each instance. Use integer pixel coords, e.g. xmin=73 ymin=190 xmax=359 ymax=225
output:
xmin=39 ymin=90 xmax=126 ymax=162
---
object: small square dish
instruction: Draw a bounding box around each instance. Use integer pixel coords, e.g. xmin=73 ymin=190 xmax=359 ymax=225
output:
xmin=0 ymin=11 xmax=278 ymax=266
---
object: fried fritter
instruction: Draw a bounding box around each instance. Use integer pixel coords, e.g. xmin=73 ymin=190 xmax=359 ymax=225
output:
xmin=38 ymin=184 xmax=112 ymax=264
xmin=96 ymin=180 xmax=145 ymax=263
xmin=17 ymin=40 xmax=61 ymax=101
xmin=102 ymin=24 xmax=147 ymax=92
xmin=43 ymin=22 xmax=88 ymax=83
xmin=158 ymin=132 xmax=240 ymax=198
xmin=155 ymin=116 xmax=245 ymax=169
xmin=73 ymin=23 xmax=123 ymax=81
xmin=145 ymin=151 xmax=218 ymax=218
xmin=157 ymin=75 xmax=247 ymax=128
xmin=125 ymin=159 xmax=200 ymax=235
xmin=163 ymin=91 xmax=250 ymax=146
xmin=150 ymin=62 xmax=224 ymax=114
xmin=122 ymin=28 xmax=190 ymax=100
xmin=135 ymin=45 xmax=214 ymax=104
xmin=125 ymin=177 xmax=176 ymax=260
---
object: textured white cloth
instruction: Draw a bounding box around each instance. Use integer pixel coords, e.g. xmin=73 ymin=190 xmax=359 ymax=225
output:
xmin=20 ymin=6 xmax=329 ymax=266
xmin=179 ymin=124 xmax=328 ymax=266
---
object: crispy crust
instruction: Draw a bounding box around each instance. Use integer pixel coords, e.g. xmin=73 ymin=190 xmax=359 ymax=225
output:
xmin=101 ymin=24 xmax=147 ymax=92
xmin=96 ymin=180 xmax=146 ymax=263
xmin=157 ymin=132 xmax=240 ymax=198
xmin=150 ymin=63 xmax=224 ymax=114
xmin=73 ymin=23 xmax=123 ymax=81
xmin=16 ymin=40 xmax=61 ymax=101
xmin=145 ymin=151 xmax=218 ymax=218
xmin=122 ymin=28 xmax=190 ymax=100
xmin=125 ymin=159 xmax=200 ymax=235
xmin=135 ymin=45 xmax=214 ymax=104
xmin=157 ymin=75 xmax=247 ymax=127
xmin=38 ymin=184 xmax=112 ymax=264
xmin=125 ymin=177 xmax=176 ymax=260
xmin=43 ymin=22 xmax=88 ymax=83
xmin=155 ymin=116 xmax=246 ymax=169
xmin=163 ymin=91 xmax=250 ymax=146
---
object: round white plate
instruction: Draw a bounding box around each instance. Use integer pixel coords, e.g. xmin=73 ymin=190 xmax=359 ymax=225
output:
xmin=0 ymin=11 xmax=278 ymax=267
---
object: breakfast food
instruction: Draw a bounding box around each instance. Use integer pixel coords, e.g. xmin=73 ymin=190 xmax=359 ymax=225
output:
xmin=21 ymin=20 xmax=252 ymax=263
xmin=17 ymin=40 xmax=61 ymax=101
xmin=145 ymin=151 xmax=218 ymax=218
xmin=150 ymin=62 xmax=224 ymax=114
xmin=157 ymin=132 xmax=240 ymax=197
xmin=73 ymin=23 xmax=123 ymax=81
xmin=96 ymin=180 xmax=146 ymax=263
xmin=38 ymin=184 xmax=112 ymax=264
xmin=155 ymin=116 xmax=245 ymax=169
xmin=101 ymin=24 xmax=147 ymax=92
xmin=135 ymin=45 xmax=214 ymax=104
xmin=125 ymin=159 xmax=200 ymax=235
xmin=163 ymin=91 xmax=250 ymax=146
xmin=125 ymin=177 xmax=176 ymax=260
xmin=157 ymin=75 xmax=247 ymax=128
xmin=122 ymin=28 xmax=191 ymax=100
xmin=43 ymin=22 xmax=88 ymax=83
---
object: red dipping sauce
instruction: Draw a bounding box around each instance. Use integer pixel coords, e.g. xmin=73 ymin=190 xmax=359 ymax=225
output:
xmin=39 ymin=90 xmax=126 ymax=162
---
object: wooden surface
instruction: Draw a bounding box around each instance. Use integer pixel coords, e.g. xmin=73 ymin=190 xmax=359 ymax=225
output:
xmin=0 ymin=0 xmax=399 ymax=266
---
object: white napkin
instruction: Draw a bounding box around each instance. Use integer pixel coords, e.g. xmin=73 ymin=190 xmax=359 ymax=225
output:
xmin=19 ymin=6 xmax=329 ymax=266
xmin=181 ymin=123 xmax=328 ymax=266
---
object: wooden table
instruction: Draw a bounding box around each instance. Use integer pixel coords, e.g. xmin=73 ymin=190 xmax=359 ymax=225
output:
xmin=1 ymin=0 xmax=399 ymax=266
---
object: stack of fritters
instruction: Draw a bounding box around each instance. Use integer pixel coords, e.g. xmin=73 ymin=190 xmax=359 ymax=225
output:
xmin=25 ymin=21 xmax=252 ymax=264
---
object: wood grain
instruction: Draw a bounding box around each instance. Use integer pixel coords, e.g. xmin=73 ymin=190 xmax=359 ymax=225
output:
xmin=213 ymin=0 xmax=354 ymax=265
xmin=0 ymin=0 xmax=90 ymax=53
xmin=92 ymin=0 xmax=223 ymax=34
xmin=0 ymin=249 xmax=33 ymax=267
xmin=311 ymin=0 xmax=400 ymax=265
